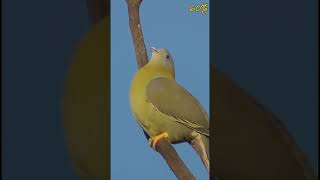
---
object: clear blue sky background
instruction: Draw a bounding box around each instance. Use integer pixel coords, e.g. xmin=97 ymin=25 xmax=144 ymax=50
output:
xmin=111 ymin=1 xmax=209 ymax=179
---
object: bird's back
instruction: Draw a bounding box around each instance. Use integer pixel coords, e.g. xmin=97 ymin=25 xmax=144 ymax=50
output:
xmin=130 ymin=65 xmax=173 ymax=110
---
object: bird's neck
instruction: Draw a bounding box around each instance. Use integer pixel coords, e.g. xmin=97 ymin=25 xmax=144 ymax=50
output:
xmin=145 ymin=63 xmax=175 ymax=80
xmin=146 ymin=61 xmax=175 ymax=80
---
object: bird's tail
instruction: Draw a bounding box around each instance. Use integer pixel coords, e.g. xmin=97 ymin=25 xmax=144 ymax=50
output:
xmin=190 ymin=132 xmax=210 ymax=172
xmin=201 ymin=134 xmax=210 ymax=161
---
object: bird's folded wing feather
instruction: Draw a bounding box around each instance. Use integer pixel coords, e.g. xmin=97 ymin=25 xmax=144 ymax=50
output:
xmin=146 ymin=77 xmax=209 ymax=136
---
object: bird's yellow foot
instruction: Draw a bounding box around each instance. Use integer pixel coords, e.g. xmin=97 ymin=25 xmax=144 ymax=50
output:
xmin=148 ymin=132 xmax=169 ymax=149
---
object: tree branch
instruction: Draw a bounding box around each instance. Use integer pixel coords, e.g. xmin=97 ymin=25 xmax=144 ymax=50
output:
xmin=155 ymin=140 xmax=196 ymax=180
xmin=126 ymin=0 xmax=148 ymax=68
xmin=126 ymin=0 xmax=196 ymax=179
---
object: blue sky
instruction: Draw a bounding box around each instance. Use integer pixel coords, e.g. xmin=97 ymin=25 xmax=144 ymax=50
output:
xmin=111 ymin=0 xmax=209 ymax=179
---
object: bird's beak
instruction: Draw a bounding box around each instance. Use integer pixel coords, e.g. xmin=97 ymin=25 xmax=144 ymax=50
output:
xmin=151 ymin=47 xmax=159 ymax=54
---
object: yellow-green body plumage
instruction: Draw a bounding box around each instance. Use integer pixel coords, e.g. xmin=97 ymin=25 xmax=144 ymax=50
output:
xmin=129 ymin=48 xmax=209 ymax=161
xmin=130 ymin=63 xmax=193 ymax=143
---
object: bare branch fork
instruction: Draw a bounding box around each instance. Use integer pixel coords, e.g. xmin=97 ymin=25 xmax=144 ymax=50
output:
xmin=126 ymin=0 xmax=196 ymax=179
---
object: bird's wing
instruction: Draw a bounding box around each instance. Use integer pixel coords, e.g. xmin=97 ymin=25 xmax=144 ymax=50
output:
xmin=146 ymin=77 xmax=209 ymax=136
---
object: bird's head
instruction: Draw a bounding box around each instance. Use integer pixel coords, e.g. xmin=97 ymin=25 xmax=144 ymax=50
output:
xmin=149 ymin=47 xmax=175 ymax=78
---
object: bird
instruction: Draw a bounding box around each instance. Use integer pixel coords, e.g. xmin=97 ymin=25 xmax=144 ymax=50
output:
xmin=129 ymin=47 xmax=210 ymax=171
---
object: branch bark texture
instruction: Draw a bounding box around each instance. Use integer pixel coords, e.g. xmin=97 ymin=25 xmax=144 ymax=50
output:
xmin=126 ymin=0 xmax=148 ymax=68
xmin=126 ymin=0 xmax=196 ymax=179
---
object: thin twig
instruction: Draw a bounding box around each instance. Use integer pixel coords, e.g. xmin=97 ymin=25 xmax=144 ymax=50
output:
xmin=126 ymin=0 xmax=196 ymax=179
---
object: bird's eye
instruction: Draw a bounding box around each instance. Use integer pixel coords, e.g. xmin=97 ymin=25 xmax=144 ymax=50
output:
xmin=166 ymin=55 xmax=170 ymax=59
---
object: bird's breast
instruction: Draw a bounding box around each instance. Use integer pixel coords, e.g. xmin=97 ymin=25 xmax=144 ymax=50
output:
xmin=129 ymin=69 xmax=154 ymax=128
xmin=129 ymin=67 xmax=189 ymax=142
